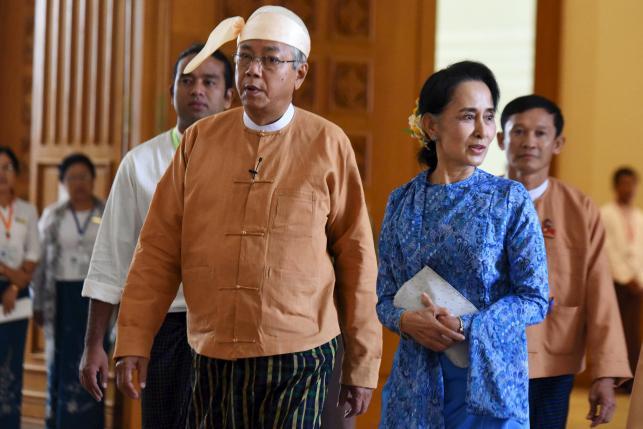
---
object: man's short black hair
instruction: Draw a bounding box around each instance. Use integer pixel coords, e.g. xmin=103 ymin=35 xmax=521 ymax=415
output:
xmin=613 ymin=166 xmax=638 ymax=187
xmin=500 ymin=95 xmax=565 ymax=137
xmin=59 ymin=153 xmax=96 ymax=182
xmin=171 ymin=44 xmax=233 ymax=92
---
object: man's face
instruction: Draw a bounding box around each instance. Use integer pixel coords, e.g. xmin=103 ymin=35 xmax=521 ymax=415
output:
xmin=235 ymin=39 xmax=307 ymax=122
xmin=498 ymin=108 xmax=564 ymax=176
xmin=616 ymin=175 xmax=638 ymax=205
xmin=172 ymin=55 xmax=232 ymax=129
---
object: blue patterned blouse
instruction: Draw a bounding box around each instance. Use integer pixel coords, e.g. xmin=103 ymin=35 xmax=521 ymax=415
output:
xmin=376 ymin=169 xmax=549 ymax=428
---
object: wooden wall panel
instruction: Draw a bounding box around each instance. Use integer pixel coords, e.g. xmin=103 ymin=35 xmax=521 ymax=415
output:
xmin=25 ymin=0 xmax=150 ymax=425
xmin=17 ymin=0 xmax=437 ymax=427
xmin=0 ymin=0 xmax=36 ymax=200
xmin=534 ymin=0 xmax=562 ymax=103
xmin=534 ymin=0 xmax=563 ymax=178
xmin=198 ymin=0 xmax=431 ymax=234
xmin=30 ymin=0 xmax=147 ymax=202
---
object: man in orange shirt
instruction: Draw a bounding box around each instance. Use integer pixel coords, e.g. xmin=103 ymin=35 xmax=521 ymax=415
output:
xmin=111 ymin=6 xmax=381 ymax=428
xmin=499 ymin=95 xmax=632 ymax=428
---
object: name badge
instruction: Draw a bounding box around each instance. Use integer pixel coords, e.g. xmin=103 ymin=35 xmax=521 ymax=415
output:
xmin=69 ymin=250 xmax=91 ymax=278
xmin=0 ymin=244 xmax=17 ymax=266
xmin=542 ymin=218 xmax=556 ymax=239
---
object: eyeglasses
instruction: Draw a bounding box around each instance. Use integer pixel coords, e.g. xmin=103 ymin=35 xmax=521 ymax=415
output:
xmin=233 ymin=52 xmax=298 ymax=72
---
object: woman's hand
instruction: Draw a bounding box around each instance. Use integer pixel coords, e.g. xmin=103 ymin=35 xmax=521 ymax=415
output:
xmin=0 ymin=262 xmax=32 ymax=288
xmin=436 ymin=314 xmax=462 ymax=333
xmin=400 ymin=293 xmax=465 ymax=352
xmin=2 ymin=284 xmax=18 ymax=315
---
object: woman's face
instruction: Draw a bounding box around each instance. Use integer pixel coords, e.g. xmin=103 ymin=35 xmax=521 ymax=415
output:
xmin=63 ymin=163 xmax=95 ymax=203
xmin=424 ymin=80 xmax=496 ymax=170
xmin=0 ymin=154 xmax=17 ymax=194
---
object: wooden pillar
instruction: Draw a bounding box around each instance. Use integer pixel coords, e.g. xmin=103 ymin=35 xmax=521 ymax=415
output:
xmin=534 ymin=0 xmax=563 ymax=177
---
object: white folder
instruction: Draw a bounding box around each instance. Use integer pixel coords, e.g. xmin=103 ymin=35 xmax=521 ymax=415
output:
xmin=0 ymin=297 xmax=33 ymax=324
xmin=394 ymin=266 xmax=478 ymax=368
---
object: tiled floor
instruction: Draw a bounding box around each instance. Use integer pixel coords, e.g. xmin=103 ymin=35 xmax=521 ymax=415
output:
xmin=355 ymin=386 xmax=632 ymax=428
xmin=567 ymin=388 xmax=630 ymax=428
xmin=22 ymin=387 xmax=633 ymax=428
xmin=22 ymin=417 xmax=44 ymax=429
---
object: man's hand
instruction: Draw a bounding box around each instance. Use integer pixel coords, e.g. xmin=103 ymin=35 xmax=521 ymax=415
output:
xmin=115 ymin=356 xmax=149 ymax=400
xmin=401 ymin=293 xmax=465 ymax=352
xmin=1 ymin=285 xmax=17 ymax=315
xmin=338 ymin=384 xmax=373 ymax=418
xmin=79 ymin=344 xmax=110 ymax=401
xmin=80 ymin=299 xmax=116 ymax=401
xmin=587 ymin=377 xmax=616 ymax=427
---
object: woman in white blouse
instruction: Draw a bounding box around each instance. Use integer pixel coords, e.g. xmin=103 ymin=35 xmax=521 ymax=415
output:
xmin=0 ymin=146 xmax=40 ymax=429
xmin=31 ymin=153 xmax=105 ymax=429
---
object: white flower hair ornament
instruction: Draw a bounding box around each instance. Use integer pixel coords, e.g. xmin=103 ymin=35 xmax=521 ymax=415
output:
xmin=406 ymin=98 xmax=430 ymax=148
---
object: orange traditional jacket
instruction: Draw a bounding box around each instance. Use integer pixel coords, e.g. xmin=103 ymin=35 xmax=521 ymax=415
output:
xmin=527 ymin=178 xmax=632 ymax=381
xmin=627 ymin=344 xmax=643 ymax=429
xmin=113 ymin=107 xmax=382 ymax=389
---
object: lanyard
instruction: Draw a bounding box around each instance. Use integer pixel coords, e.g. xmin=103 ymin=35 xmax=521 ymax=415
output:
xmin=171 ymin=128 xmax=181 ymax=150
xmin=0 ymin=204 xmax=13 ymax=239
xmin=70 ymin=206 xmax=95 ymax=237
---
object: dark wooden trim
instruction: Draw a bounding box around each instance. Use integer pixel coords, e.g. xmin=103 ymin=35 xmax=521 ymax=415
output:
xmin=416 ymin=0 xmax=436 ymax=88
xmin=534 ymin=0 xmax=563 ymax=176
xmin=534 ymin=0 xmax=563 ymax=102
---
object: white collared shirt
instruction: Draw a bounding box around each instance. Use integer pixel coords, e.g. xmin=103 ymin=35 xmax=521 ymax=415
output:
xmin=56 ymin=208 xmax=100 ymax=280
xmin=0 ymin=199 xmax=40 ymax=269
xmin=82 ymin=130 xmax=186 ymax=311
xmin=243 ymin=104 xmax=295 ymax=132
xmin=601 ymin=201 xmax=643 ymax=285
xmin=528 ymin=179 xmax=549 ymax=202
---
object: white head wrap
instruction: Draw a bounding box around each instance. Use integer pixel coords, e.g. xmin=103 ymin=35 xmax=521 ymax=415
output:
xmin=183 ymin=6 xmax=310 ymax=74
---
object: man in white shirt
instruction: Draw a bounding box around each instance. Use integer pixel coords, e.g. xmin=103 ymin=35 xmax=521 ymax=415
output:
xmin=78 ymin=44 xmax=233 ymax=429
xmin=601 ymin=167 xmax=643 ymax=391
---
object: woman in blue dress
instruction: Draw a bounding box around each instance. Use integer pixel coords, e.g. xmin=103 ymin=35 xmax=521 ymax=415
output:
xmin=376 ymin=61 xmax=549 ymax=428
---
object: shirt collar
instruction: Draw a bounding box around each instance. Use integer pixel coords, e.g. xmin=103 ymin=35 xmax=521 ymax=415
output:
xmin=243 ymin=104 xmax=295 ymax=132
xmin=171 ymin=127 xmax=183 ymax=150
xmin=528 ymin=179 xmax=549 ymax=201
